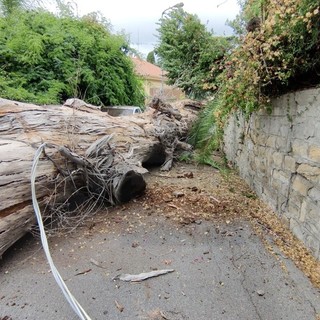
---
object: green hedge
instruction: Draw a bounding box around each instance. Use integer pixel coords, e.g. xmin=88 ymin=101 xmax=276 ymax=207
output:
xmin=0 ymin=10 xmax=144 ymax=106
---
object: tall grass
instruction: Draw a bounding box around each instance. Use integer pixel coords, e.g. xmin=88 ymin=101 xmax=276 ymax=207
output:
xmin=188 ymin=97 xmax=224 ymax=168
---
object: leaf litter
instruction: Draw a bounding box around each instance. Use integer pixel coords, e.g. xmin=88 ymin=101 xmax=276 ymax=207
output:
xmin=90 ymin=160 xmax=320 ymax=289
xmin=138 ymin=162 xmax=320 ymax=288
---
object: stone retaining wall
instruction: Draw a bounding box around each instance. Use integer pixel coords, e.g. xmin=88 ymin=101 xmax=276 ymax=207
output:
xmin=223 ymin=88 xmax=320 ymax=259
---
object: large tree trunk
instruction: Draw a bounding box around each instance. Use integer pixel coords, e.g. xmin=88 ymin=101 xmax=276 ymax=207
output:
xmin=0 ymin=97 xmax=199 ymax=257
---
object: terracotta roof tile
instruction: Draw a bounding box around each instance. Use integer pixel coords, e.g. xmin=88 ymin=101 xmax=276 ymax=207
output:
xmin=131 ymin=57 xmax=164 ymax=80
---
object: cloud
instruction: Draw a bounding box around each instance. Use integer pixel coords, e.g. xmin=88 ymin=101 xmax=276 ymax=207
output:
xmin=75 ymin=0 xmax=240 ymax=54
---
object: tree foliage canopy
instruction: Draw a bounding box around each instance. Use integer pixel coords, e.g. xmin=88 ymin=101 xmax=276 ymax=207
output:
xmin=146 ymin=50 xmax=156 ymax=65
xmin=156 ymin=8 xmax=232 ymax=99
xmin=0 ymin=8 xmax=144 ymax=105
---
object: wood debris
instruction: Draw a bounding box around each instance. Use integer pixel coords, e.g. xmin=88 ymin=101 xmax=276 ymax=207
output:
xmin=114 ymin=269 xmax=175 ymax=282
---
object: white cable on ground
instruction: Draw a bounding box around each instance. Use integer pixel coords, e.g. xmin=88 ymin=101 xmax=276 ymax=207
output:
xmin=31 ymin=143 xmax=92 ymax=320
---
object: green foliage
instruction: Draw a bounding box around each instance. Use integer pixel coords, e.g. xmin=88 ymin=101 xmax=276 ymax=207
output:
xmin=188 ymin=97 xmax=224 ymax=165
xmin=0 ymin=0 xmax=47 ymax=16
xmin=222 ymin=0 xmax=320 ymax=115
xmin=0 ymin=0 xmax=25 ymax=15
xmin=0 ymin=9 xmax=145 ymax=105
xmin=226 ymin=0 xmax=248 ymax=37
xmin=156 ymin=8 xmax=232 ymax=99
xmin=177 ymin=151 xmax=193 ymax=163
xmin=191 ymin=0 xmax=320 ymax=165
xmin=146 ymin=50 xmax=156 ymax=64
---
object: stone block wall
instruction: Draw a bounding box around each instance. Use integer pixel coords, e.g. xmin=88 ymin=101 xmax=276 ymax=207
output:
xmin=223 ymin=88 xmax=320 ymax=259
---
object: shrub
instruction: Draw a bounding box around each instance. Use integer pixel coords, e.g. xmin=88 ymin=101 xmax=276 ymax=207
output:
xmin=0 ymin=9 xmax=145 ymax=105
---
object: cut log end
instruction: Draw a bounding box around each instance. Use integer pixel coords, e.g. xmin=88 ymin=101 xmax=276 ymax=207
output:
xmin=114 ymin=170 xmax=147 ymax=204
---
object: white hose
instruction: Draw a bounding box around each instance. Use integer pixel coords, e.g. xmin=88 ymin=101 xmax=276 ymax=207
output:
xmin=31 ymin=143 xmax=92 ymax=320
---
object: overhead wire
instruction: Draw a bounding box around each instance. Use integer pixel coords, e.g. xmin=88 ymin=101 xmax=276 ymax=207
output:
xmin=31 ymin=142 xmax=92 ymax=320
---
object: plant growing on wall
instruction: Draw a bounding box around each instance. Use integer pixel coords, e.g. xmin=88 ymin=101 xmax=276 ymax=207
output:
xmin=190 ymin=0 xmax=320 ymax=162
xmin=222 ymin=0 xmax=319 ymax=114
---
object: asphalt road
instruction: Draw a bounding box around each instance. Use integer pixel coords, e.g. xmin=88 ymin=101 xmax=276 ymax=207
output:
xmin=1 ymin=211 xmax=320 ymax=320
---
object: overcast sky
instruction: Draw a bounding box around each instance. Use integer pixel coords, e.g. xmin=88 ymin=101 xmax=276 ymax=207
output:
xmin=68 ymin=0 xmax=240 ymax=56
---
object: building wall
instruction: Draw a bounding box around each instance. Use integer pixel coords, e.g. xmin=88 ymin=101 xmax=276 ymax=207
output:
xmin=131 ymin=57 xmax=185 ymax=103
xmin=223 ymin=88 xmax=320 ymax=259
xmin=141 ymin=78 xmax=185 ymax=103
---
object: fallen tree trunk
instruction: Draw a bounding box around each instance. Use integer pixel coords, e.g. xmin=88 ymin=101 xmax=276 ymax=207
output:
xmin=0 ymin=97 xmax=199 ymax=257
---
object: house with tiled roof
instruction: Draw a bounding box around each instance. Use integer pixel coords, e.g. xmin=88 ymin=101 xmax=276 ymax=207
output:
xmin=131 ymin=57 xmax=184 ymax=103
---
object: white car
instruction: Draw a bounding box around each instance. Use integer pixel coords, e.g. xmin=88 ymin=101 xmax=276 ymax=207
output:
xmin=103 ymin=106 xmax=142 ymax=116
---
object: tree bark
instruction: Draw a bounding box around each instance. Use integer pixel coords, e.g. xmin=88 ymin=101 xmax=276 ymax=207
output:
xmin=0 ymin=97 xmax=199 ymax=257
